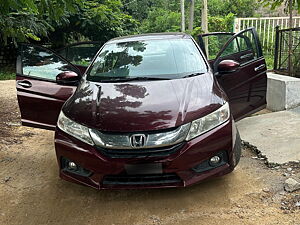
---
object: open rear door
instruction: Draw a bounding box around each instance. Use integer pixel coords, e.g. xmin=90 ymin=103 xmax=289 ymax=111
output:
xmin=16 ymin=44 xmax=81 ymax=130
xmin=198 ymin=28 xmax=267 ymax=120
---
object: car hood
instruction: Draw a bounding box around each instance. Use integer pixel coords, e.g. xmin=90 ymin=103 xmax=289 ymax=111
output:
xmin=63 ymin=73 xmax=226 ymax=132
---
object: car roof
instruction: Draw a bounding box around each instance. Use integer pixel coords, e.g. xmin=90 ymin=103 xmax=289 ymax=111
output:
xmin=107 ymin=32 xmax=192 ymax=44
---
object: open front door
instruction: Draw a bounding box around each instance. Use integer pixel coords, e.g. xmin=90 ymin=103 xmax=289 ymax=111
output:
xmin=198 ymin=28 xmax=267 ymax=120
xmin=16 ymin=44 xmax=81 ymax=130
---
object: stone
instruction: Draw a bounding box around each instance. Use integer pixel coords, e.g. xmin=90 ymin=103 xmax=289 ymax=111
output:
xmin=284 ymin=178 xmax=300 ymax=192
xmin=3 ymin=176 xmax=11 ymax=182
xmin=5 ymin=122 xmax=20 ymax=126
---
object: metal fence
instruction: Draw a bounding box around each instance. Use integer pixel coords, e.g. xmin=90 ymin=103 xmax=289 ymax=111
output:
xmin=274 ymin=27 xmax=300 ymax=77
xmin=234 ymin=16 xmax=300 ymax=56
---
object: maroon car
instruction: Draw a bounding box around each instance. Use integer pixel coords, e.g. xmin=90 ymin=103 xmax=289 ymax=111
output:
xmin=16 ymin=28 xmax=267 ymax=189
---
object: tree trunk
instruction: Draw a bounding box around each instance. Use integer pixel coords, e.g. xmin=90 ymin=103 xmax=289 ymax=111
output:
xmin=181 ymin=0 xmax=185 ymax=32
xmin=201 ymin=0 xmax=208 ymax=33
xmin=188 ymin=0 xmax=195 ymax=31
xmin=202 ymin=0 xmax=208 ymax=57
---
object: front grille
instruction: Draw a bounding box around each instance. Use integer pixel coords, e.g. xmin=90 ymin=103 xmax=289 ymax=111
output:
xmin=97 ymin=142 xmax=185 ymax=158
xmin=102 ymin=173 xmax=182 ymax=186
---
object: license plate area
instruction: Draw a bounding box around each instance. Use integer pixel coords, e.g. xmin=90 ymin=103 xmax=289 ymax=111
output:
xmin=125 ymin=163 xmax=162 ymax=175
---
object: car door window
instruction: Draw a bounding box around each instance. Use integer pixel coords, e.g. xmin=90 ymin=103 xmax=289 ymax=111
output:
xmin=219 ymin=39 xmax=239 ymax=58
xmin=199 ymin=30 xmax=261 ymax=66
xmin=57 ymin=42 xmax=103 ymax=67
xmin=22 ymin=44 xmax=77 ymax=81
xmin=218 ymin=30 xmax=260 ymax=65
xmin=200 ymin=34 xmax=233 ymax=60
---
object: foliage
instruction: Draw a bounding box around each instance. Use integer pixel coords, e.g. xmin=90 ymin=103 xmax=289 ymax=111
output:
xmin=185 ymin=27 xmax=204 ymax=39
xmin=0 ymin=0 xmax=259 ymax=47
xmin=140 ymin=8 xmax=181 ymax=33
xmin=76 ymin=0 xmax=138 ymax=41
xmin=208 ymin=0 xmax=259 ymax=17
xmin=0 ymin=60 xmax=15 ymax=80
xmin=0 ymin=0 xmax=81 ymax=45
xmin=122 ymin=0 xmax=158 ymax=21
xmin=134 ymin=0 xmax=258 ymax=34
xmin=208 ymin=13 xmax=236 ymax=32
xmin=0 ymin=72 xmax=15 ymax=80
xmin=40 ymin=0 xmax=139 ymax=47
xmin=260 ymin=0 xmax=300 ymax=12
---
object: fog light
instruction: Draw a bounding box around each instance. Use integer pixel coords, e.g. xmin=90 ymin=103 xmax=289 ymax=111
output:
xmin=192 ymin=151 xmax=228 ymax=173
xmin=61 ymin=157 xmax=92 ymax=177
xmin=68 ymin=161 xmax=77 ymax=170
xmin=209 ymin=156 xmax=221 ymax=166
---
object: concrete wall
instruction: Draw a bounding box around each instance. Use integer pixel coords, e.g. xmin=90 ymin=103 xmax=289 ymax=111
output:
xmin=267 ymin=72 xmax=300 ymax=111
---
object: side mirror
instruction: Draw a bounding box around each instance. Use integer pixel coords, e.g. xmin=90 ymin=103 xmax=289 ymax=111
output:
xmin=217 ymin=60 xmax=240 ymax=74
xmin=56 ymin=71 xmax=80 ymax=85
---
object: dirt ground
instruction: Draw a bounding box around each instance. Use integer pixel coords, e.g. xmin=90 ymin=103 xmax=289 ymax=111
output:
xmin=1 ymin=80 xmax=300 ymax=225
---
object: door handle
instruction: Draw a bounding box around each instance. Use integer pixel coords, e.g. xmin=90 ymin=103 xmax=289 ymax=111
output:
xmin=17 ymin=80 xmax=32 ymax=88
xmin=254 ymin=64 xmax=266 ymax=71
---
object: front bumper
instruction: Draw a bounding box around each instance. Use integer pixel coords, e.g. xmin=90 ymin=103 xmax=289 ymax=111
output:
xmin=54 ymin=119 xmax=236 ymax=189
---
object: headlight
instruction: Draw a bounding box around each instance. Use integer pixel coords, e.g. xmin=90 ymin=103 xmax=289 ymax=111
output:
xmin=57 ymin=111 xmax=94 ymax=145
xmin=186 ymin=102 xmax=230 ymax=141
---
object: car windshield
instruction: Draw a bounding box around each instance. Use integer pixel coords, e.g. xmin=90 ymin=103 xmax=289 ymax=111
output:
xmin=87 ymin=38 xmax=207 ymax=82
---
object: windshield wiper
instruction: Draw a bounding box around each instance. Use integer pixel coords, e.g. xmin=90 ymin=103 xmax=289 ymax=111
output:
xmin=182 ymin=72 xmax=205 ymax=78
xmin=99 ymin=76 xmax=170 ymax=82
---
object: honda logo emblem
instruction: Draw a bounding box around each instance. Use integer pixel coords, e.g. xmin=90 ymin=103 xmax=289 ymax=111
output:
xmin=130 ymin=134 xmax=147 ymax=148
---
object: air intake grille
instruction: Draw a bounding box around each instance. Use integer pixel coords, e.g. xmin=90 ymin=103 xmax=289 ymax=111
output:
xmin=102 ymin=173 xmax=182 ymax=186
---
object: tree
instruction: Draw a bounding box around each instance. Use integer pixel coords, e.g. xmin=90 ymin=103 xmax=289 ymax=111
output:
xmin=140 ymin=8 xmax=181 ymax=33
xmin=0 ymin=0 xmax=138 ymax=47
xmin=47 ymin=0 xmax=138 ymax=47
xmin=121 ymin=0 xmax=158 ymax=21
xmin=0 ymin=0 xmax=81 ymax=45
xmin=208 ymin=0 xmax=259 ymax=17
xmin=260 ymin=0 xmax=300 ymax=12
xmin=189 ymin=0 xmax=195 ymax=30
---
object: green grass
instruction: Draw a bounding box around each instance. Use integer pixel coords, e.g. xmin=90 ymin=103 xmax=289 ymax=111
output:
xmin=0 ymin=66 xmax=15 ymax=80
xmin=0 ymin=72 xmax=15 ymax=80
xmin=264 ymin=54 xmax=274 ymax=70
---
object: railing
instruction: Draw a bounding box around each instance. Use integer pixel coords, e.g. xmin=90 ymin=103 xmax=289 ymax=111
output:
xmin=274 ymin=27 xmax=300 ymax=77
xmin=234 ymin=17 xmax=300 ymax=56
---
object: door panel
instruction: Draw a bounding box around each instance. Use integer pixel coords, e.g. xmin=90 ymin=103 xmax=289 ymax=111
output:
xmin=199 ymin=28 xmax=267 ymax=120
xmin=16 ymin=44 xmax=80 ymax=130
xmin=216 ymin=57 xmax=267 ymax=120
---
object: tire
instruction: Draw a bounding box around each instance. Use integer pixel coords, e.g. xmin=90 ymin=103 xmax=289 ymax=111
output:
xmin=233 ymin=129 xmax=242 ymax=167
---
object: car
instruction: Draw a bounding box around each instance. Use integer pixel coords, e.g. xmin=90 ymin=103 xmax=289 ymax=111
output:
xmin=16 ymin=28 xmax=267 ymax=189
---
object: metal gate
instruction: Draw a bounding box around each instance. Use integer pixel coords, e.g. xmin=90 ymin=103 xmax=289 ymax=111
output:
xmin=274 ymin=27 xmax=300 ymax=77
